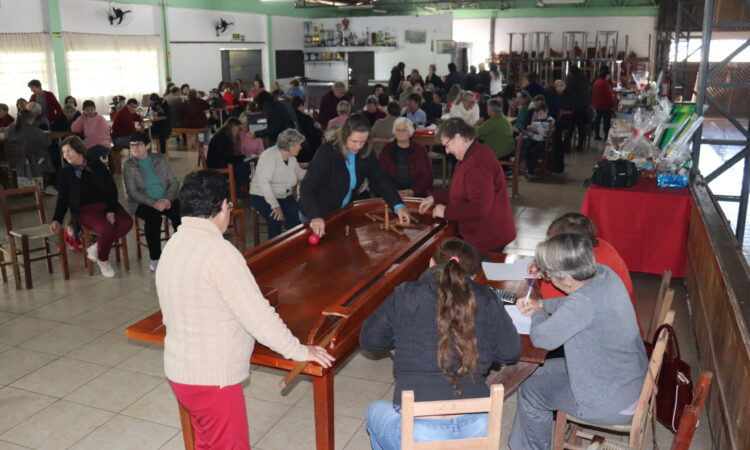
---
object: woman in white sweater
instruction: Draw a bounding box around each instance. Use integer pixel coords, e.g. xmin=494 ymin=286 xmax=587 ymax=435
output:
xmin=249 ymin=128 xmax=306 ymax=239
xmin=157 ymin=170 xmax=333 ymax=449
xmin=449 ymin=90 xmax=481 ymax=126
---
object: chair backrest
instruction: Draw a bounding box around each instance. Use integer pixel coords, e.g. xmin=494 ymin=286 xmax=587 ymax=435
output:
xmin=3 ymin=139 xmax=32 ymax=166
xmin=630 ymin=309 xmax=675 ymax=449
xmin=0 ymin=180 xmax=46 ymax=232
xmin=670 ymin=371 xmax=713 ymax=450
xmin=648 ymin=271 xmax=673 ymax=341
xmin=401 ymin=384 xmax=504 ymax=450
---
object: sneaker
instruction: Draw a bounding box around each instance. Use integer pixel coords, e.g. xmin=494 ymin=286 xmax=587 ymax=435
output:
xmin=149 ymin=259 xmax=159 ymax=272
xmin=43 ymin=185 xmax=58 ymax=196
xmin=97 ymin=259 xmax=115 ymax=278
xmin=86 ymin=244 xmax=98 ymax=262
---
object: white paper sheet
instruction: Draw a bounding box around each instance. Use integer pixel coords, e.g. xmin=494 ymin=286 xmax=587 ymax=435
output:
xmin=481 ymin=256 xmax=534 ymax=281
xmin=504 ymin=304 xmax=532 ymax=335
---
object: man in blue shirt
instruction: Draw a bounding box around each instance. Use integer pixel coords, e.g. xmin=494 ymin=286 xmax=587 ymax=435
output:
xmin=402 ymin=93 xmax=426 ymax=127
xmin=286 ymin=79 xmax=305 ymax=100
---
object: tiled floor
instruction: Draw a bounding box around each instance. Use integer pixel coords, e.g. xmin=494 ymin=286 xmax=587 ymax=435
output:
xmin=0 ymin=142 xmax=713 ymax=449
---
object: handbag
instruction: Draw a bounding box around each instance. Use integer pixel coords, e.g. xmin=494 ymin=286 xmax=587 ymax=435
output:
xmin=586 ymin=160 xmax=638 ymax=188
xmin=645 ymin=323 xmax=694 ymax=432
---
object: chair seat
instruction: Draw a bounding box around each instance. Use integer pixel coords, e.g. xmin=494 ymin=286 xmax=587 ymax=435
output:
xmin=9 ymin=224 xmax=56 ymax=240
xmin=566 ymin=414 xmax=632 ymax=433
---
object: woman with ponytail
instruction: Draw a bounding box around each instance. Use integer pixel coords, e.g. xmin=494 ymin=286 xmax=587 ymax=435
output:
xmin=360 ymin=238 xmax=521 ymax=449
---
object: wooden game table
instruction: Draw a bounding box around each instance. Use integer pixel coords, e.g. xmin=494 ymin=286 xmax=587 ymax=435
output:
xmin=125 ymin=199 xmax=545 ymax=449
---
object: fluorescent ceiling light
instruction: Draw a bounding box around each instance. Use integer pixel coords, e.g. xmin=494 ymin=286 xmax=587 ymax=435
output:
xmin=338 ymin=4 xmax=374 ymax=9
xmin=539 ymin=0 xmax=586 ymax=3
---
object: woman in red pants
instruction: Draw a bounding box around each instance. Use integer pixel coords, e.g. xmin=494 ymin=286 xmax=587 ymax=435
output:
xmin=50 ymin=136 xmax=133 ymax=277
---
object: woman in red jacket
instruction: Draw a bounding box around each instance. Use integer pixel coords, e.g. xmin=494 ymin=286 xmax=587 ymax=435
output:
xmin=378 ymin=117 xmax=433 ymax=198
xmin=418 ymin=118 xmax=516 ymax=253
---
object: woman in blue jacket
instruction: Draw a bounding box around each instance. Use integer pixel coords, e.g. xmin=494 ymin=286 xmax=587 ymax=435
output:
xmin=360 ymin=238 xmax=521 ymax=449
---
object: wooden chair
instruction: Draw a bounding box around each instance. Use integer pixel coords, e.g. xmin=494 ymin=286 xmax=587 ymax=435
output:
xmin=171 ymin=127 xmax=207 ymax=152
xmin=251 ymin=206 xmax=266 ymax=248
xmin=81 ymin=226 xmax=130 ymax=276
xmin=555 ymin=371 xmax=713 ymax=450
xmin=400 ymin=384 xmax=504 ymax=450
xmin=2 ymin=139 xmax=33 ymax=189
xmin=499 ymin=136 xmax=522 ymax=198
xmin=202 ymin=164 xmax=246 ymax=251
xmin=133 ymin=215 xmax=171 ymax=260
xmin=0 ymin=181 xmax=69 ymax=289
xmin=109 ymin=145 xmax=126 ymax=174
xmin=647 ymin=270 xmax=673 ymax=340
xmin=540 ymin=123 xmax=556 ymax=175
xmin=552 ymin=310 xmax=676 ymax=450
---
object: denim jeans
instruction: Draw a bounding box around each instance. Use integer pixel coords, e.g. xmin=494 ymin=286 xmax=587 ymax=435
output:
xmin=249 ymin=194 xmax=300 ymax=239
xmin=366 ymin=400 xmax=489 ymax=450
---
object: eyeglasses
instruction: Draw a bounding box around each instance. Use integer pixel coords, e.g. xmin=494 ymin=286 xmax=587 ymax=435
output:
xmin=440 ymin=137 xmax=453 ymax=147
xmin=394 ymin=128 xmax=410 ymax=133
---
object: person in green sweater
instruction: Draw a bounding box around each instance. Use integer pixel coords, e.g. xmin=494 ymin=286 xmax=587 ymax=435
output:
xmin=477 ymin=98 xmax=515 ymax=159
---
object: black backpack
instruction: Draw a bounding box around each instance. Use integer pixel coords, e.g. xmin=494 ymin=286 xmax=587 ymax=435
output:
xmin=586 ymin=160 xmax=638 ymax=188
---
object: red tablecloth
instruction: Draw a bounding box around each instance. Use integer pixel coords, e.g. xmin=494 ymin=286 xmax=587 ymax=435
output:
xmin=581 ymin=177 xmax=692 ymax=277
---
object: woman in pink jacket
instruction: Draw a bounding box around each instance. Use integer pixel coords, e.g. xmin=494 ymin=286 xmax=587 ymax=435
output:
xmin=71 ymin=100 xmax=111 ymax=162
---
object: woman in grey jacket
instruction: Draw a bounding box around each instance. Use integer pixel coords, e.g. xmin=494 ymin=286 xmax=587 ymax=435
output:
xmin=122 ymin=132 xmax=181 ymax=271
xmin=510 ymin=233 xmax=647 ymax=450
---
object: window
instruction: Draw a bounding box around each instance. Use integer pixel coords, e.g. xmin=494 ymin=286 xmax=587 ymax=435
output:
xmin=671 ymin=38 xmax=750 ymax=63
xmin=0 ymin=33 xmax=55 ymax=117
xmin=64 ymin=33 xmax=160 ymax=114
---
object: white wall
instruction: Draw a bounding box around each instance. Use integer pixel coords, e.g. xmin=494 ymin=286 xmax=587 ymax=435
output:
xmin=0 ymin=0 xmax=47 ymax=33
xmin=302 ymin=14 xmax=454 ymax=82
xmin=453 ymin=16 xmax=657 ymax=67
xmin=167 ymin=7 xmax=269 ymax=92
xmin=59 ymin=0 xmax=161 ymax=35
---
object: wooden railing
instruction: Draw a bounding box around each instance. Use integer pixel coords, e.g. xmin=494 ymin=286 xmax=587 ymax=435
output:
xmin=685 ymin=179 xmax=750 ymax=450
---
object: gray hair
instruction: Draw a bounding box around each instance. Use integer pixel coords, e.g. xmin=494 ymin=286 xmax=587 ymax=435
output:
xmin=26 ymin=101 xmax=41 ymax=116
xmin=62 ymin=104 xmax=77 ymax=112
xmin=333 ymin=81 xmax=347 ymax=92
xmin=461 ymin=91 xmax=476 ymax=102
xmin=276 ymin=128 xmax=305 ymax=150
xmin=392 ymin=117 xmax=414 ymax=136
xmin=535 ymin=233 xmax=597 ymax=282
xmin=488 ymin=98 xmax=503 ymax=114
xmin=365 ymin=95 xmax=378 ymax=105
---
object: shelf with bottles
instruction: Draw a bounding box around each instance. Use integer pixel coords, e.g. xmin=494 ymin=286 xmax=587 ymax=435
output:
xmin=304 ymin=51 xmax=347 ymax=63
xmin=303 ymin=19 xmax=397 ymax=49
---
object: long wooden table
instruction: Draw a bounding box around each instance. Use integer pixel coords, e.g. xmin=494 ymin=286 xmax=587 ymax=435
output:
xmin=125 ymin=201 xmax=545 ymax=449
xmin=126 ymin=199 xmax=454 ymax=449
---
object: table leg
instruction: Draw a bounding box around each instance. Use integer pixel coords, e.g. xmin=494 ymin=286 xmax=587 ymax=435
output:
xmin=487 ymin=361 xmax=540 ymax=397
xmin=177 ymin=400 xmax=196 ymax=450
xmin=312 ymin=372 xmax=335 ymax=450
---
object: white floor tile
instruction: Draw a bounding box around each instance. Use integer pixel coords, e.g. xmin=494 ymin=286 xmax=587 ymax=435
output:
xmin=255 ymin=407 xmax=361 ymax=450
xmin=64 ymin=368 xmax=163 ymax=412
xmin=0 ymin=316 xmax=60 ymax=346
xmin=0 ymin=400 xmax=113 ymax=450
xmin=10 ymin=357 xmax=108 ymax=398
xmin=0 ymin=387 xmax=57 ymax=434
xmin=18 ymin=324 xmax=103 ymax=355
xmin=0 ymin=347 xmax=58 ymax=385
xmin=68 ymin=415 xmax=178 ymax=450
xmin=115 ymin=345 xmax=165 ymax=377
xmin=67 ymin=332 xmax=149 ymax=366
xmin=120 ymin=381 xmax=182 ymax=428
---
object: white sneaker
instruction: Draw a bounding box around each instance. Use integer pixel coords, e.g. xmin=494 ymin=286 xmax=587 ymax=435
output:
xmin=86 ymin=244 xmax=98 ymax=262
xmin=149 ymin=259 xmax=159 ymax=272
xmin=43 ymin=185 xmax=58 ymax=196
xmin=97 ymin=259 xmax=115 ymax=278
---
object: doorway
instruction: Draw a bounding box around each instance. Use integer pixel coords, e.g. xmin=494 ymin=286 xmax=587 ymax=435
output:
xmin=221 ymin=49 xmax=263 ymax=89
xmin=347 ymin=52 xmax=374 ymax=87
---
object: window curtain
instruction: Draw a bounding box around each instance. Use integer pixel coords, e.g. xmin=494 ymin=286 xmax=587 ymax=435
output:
xmin=64 ymin=33 xmax=160 ymax=116
xmin=0 ymin=33 xmax=55 ymax=117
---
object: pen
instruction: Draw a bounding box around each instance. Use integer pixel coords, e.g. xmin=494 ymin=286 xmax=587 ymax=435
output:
xmin=524 ymin=279 xmax=535 ymax=308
